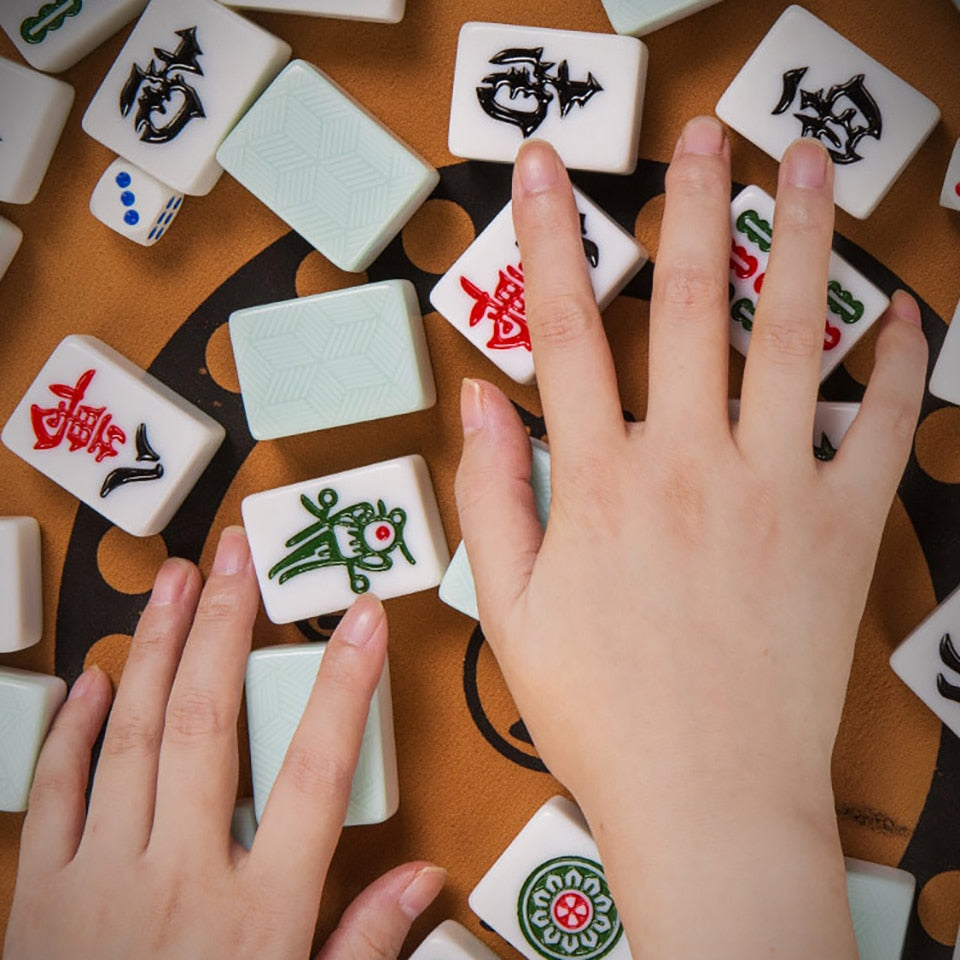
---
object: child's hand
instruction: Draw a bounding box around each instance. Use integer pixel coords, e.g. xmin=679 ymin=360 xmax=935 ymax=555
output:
xmin=4 ymin=527 xmax=444 ymax=960
xmin=455 ymin=118 xmax=927 ymax=958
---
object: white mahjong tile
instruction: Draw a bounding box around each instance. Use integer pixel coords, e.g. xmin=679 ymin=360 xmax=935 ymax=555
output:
xmin=845 ymin=858 xmax=914 ymax=960
xmin=410 ymin=921 xmax=504 ymax=960
xmin=0 ymin=218 xmax=23 ymax=282
xmin=82 ymin=0 xmax=290 ymax=195
xmin=599 ymin=0 xmax=722 ymax=36
xmin=245 ymin=644 xmax=398 ymax=825
xmin=430 ymin=190 xmax=646 ymax=385
xmin=0 ymin=56 xmax=74 ymax=204
xmin=716 ymin=5 xmax=940 ymax=219
xmin=242 ymin=455 xmax=449 ymax=624
xmin=728 ymin=184 xmax=889 ymax=380
xmin=0 ymin=0 xmax=148 ymax=74
xmin=449 ymin=22 xmax=647 ymax=175
xmin=940 ymin=139 xmax=960 ymax=212
xmin=0 ymin=667 xmax=66 ymax=812
xmin=230 ymin=280 xmax=435 ymax=440
xmin=90 ymin=158 xmax=184 ymax=246
xmin=0 ymin=518 xmax=43 ymax=653
xmin=469 ymin=796 xmax=631 ymax=960
xmin=217 ymin=59 xmax=439 ymax=273
xmin=220 ymin=0 xmax=404 ymax=21
xmin=728 ymin=400 xmax=859 ymax=461
xmin=930 ymin=300 xmax=960 ymax=405
xmin=439 ymin=439 xmax=551 ymax=620
xmin=890 ymin=581 xmax=960 ymax=740
xmin=1 ymin=335 xmax=225 ymax=538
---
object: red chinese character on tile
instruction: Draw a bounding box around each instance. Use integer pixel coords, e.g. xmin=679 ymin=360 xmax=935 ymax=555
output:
xmin=460 ymin=264 xmax=531 ymax=351
xmin=30 ymin=369 xmax=127 ymax=461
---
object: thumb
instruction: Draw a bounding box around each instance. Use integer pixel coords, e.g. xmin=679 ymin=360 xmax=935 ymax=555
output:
xmin=314 ymin=862 xmax=446 ymax=960
xmin=454 ymin=378 xmax=545 ymax=633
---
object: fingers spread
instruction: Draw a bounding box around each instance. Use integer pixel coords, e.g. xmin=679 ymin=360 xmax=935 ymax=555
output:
xmin=151 ymin=527 xmax=259 ymax=859
xmin=828 ymin=291 xmax=928 ymax=526
xmin=738 ymin=138 xmax=835 ymax=471
xmin=85 ymin=557 xmax=201 ymax=855
xmin=252 ymin=593 xmax=389 ymax=906
xmin=512 ymin=139 xmax=625 ymax=462
xmin=455 ymin=378 xmax=545 ymax=632
xmin=647 ymin=116 xmax=732 ymax=439
xmin=20 ymin=668 xmax=110 ymax=877
xmin=314 ymin=862 xmax=446 ymax=960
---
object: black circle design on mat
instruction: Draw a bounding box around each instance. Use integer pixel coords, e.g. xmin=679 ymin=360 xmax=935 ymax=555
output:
xmin=53 ymin=160 xmax=955 ymax=960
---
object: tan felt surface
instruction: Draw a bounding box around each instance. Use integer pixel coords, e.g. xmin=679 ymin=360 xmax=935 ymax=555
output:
xmin=0 ymin=0 xmax=959 ymax=955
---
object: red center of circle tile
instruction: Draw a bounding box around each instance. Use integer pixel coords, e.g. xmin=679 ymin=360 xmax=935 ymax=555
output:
xmin=552 ymin=891 xmax=592 ymax=931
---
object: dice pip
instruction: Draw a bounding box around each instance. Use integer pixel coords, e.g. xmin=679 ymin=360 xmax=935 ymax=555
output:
xmin=0 ymin=0 xmax=148 ymax=74
xmin=728 ymin=184 xmax=888 ymax=380
xmin=0 ymin=56 xmax=74 ymax=204
xmin=449 ymin=22 xmax=648 ymax=174
xmin=245 ymin=644 xmax=399 ymax=825
xmin=82 ymin=0 xmax=291 ymax=195
xmin=716 ymin=5 xmax=939 ymax=219
xmin=90 ymin=159 xmax=184 ymax=246
xmin=1 ymin=335 xmax=225 ymax=538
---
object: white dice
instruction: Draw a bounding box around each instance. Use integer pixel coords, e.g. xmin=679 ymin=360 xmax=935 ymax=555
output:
xmin=941 ymin=139 xmax=960 ymax=212
xmin=1 ymin=335 xmax=225 ymax=538
xmin=0 ymin=0 xmax=148 ymax=74
xmin=469 ymin=796 xmax=630 ymax=960
xmin=0 ymin=517 xmax=43 ymax=653
xmin=930 ymin=300 xmax=960 ymax=404
xmin=245 ymin=644 xmax=399 ymax=825
xmin=716 ymin=5 xmax=939 ymax=219
xmin=0 ymin=56 xmax=74 ymax=204
xmin=82 ymin=0 xmax=291 ymax=195
xmin=0 ymin=218 xmax=24 ymax=282
xmin=0 ymin=667 xmax=66 ymax=812
xmin=220 ymin=0 xmax=404 ymax=21
xmin=242 ymin=455 xmax=450 ymax=624
xmin=410 ymin=922 xmax=504 ymax=960
xmin=90 ymin=158 xmax=184 ymax=246
xmin=430 ymin=190 xmax=646 ymax=385
xmin=728 ymin=184 xmax=888 ymax=380
xmin=449 ymin=22 xmax=647 ymax=175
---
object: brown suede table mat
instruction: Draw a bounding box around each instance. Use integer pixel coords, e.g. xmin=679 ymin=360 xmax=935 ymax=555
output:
xmin=1 ymin=0 xmax=959 ymax=955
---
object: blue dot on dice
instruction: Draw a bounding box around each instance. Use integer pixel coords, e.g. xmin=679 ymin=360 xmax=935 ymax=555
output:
xmin=121 ymin=191 xmax=136 ymax=207
xmin=124 ymin=210 xmax=140 ymax=226
xmin=115 ymin=172 xmax=132 ymax=188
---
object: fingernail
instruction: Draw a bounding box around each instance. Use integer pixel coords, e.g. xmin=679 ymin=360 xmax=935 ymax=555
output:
xmin=891 ymin=289 xmax=922 ymax=327
xmin=675 ymin=116 xmax=725 ymax=157
xmin=150 ymin=558 xmax=190 ymax=605
xmin=69 ymin=665 xmax=105 ymax=701
xmin=783 ymin=138 xmax=828 ymax=188
xmin=340 ymin=594 xmax=385 ymax=648
xmin=398 ymin=866 xmax=447 ymax=920
xmin=516 ymin=140 xmax=563 ymax=194
xmin=461 ymin=378 xmax=484 ymax=434
xmin=211 ymin=526 xmax=249 ymax=576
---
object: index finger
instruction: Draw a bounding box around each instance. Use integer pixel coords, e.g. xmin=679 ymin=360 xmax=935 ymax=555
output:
xmin=512 ymin=140 xmax=626 ymax=462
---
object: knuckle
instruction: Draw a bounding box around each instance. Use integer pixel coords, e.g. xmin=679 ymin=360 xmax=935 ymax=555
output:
xmin=164 ymin=687 xmax=228 ymax=743
xmin=666 ymin=155 xmax=728 ymax=198
xmin=102 ymin=713 xmax=163 ymax=761
xmin=193 ymin=588 xmax=241 ymax=625
xmin=28 ymin=769 xmax=75 ymax=807
xmin=531 ymin=292 xmax=597 ymax=349
xmin=656 ymin=260 xmax=725 ymax=313
xmin=773 ymin=197 xmax=830 ymax=240
xmin=752 ymin=311 xmax=823 ymax=364
xmin=348 ymin=924 xmax=397 ymax=960
xmin=284 ymin=745 xmax=353 ymax=800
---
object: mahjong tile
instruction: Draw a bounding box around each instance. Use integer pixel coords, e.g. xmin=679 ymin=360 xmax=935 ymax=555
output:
xmin=409 ymin=921 xmax=504 ymax=960
xmin=220 ymin=0 xmax=404 ymax=21
xmin=449 ymin=22 xmax=647 ymax=175
xmin=599 ymin=0 xmax=722 ymax=36
xmin=728 ymin=399 xmax=859 ymax=461
xmin=716 ymin=5 xmax=939 ymax=219
xmin=845 ymin=858 xmax=914 ymax=960
xmin=728 ymin=184 xmax=888 ymax=380
xmin=242 ymin=455 xmax=449 ymax=624
xmin=930 ymin=300 xmax=960 ymax=404
xmin=1 ymin=335 xmax=225 ymax=537
xmin=0 ymin=517 xmax=43 ymax=653
xmin=940 ymin=139 xmax=960 ymax=212
xmin=0 ymin=218 xmax=23 ymax=281
xmin=430 ymin=190 xmax=646 ymax=385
